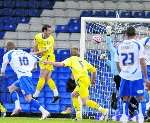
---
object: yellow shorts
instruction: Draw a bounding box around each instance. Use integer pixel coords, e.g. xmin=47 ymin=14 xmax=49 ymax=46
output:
xmin=73 ymin=77 xmax=91 ymax=98
xmin=39 ymin=54 xmax=55 ymax=71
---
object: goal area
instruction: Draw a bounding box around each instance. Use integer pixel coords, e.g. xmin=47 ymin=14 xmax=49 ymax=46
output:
xmin=80 ymin=17 xmax=150 ymax=119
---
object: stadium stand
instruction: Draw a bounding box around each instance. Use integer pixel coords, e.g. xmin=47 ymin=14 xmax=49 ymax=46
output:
xmin=0 ymin=0 xmax=150 ymax=116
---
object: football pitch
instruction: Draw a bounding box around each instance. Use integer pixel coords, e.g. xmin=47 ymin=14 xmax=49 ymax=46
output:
xmin=0 ymin=117 xmax=140 ymax=123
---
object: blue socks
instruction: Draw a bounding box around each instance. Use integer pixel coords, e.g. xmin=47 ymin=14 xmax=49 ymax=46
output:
xmin=30 ymin=99 xmax=40 ymax=109
xmin=11 ymin=91 xmax=19 ymax=102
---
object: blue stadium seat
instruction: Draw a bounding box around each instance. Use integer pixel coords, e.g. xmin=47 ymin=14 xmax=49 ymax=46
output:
xmin=133 ymin=11 xmax=145 ymax=18
xmin=60 ymin=98 xmax=71 ymax=105
xmin=14 ymin=9 xmax=29 ymax=17
xmin=46 ymin=104 xmax=60 ymax=113
xmin=55 ymin=25 xmax=69 ymax=33
xmin=68 ymin=18 xmax=80 ymax=26
xmin=59 ymin=49 xmax=70 ymax=60
xmin=4 ymin=24 xmax=17 ymax=31
xmin=28 ymin=9 xmax=42 ymax=17
xmin=59 ymin=67 xmax=71 ymax=73
xmin=4 ymin=103 xmax=14 ymax=112
xmin=120 ymin=11 xmax=132 ymax=18
xmin=22 ymin=104 xmax=30 ymax=112
xmin=37 ymin=97 xmax=45 ymax=104
xmin=68 ymin=24 xmax=80 ymax=33
xmin=145 ymin=11 xmax=150 ymax=18
xmin=0 ymin=8 xmax=13 ymax=16
xmin=0 ymin=1 xmax=4 ymax=9
xmin=58 ymin=79 xmax=67 ymax=86
xmin=16 ymin=17 xmax=30 ymax=23
xmin=15 ymin=1 xmax=29 ymax=8
xmin=58 ymin=73 xmax=70 ymax=80
xmin=107 ymin=10 xmax=116 ymax=17
xmin=45 ymin=98 xmax=59 ymax=105
xmin=3 ymin=0 xmax=15 ymax=8
xmin=93 ymin=10 xmax=106 ymax=17
xmin=45 ymin=91 xmax=53 ymax=97
xmin=80 ymin=10 xmax=93 ymax=17
xmin=58 ymin=85 xmax=66 ymax=92
xmin=60 ymin=93 xmax=71 ymax=99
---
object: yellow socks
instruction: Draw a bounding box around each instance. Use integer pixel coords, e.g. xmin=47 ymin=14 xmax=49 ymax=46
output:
xmin=86 ymin=100 xmax=99 ymax=109
xmin=37 ymin=77 xmax=45 ymax=91
xmin=47 ymin=79 xmax=58 ymax=97
xmin=47 ymin=79 xmax=56 ymax=90
xmin=33 ymin=77 xmax=45 ymax=98
xmin=72 ymin=97 xmax=82 ymax=119
xmin=86 ymin=100 xmax=107 ymax=115
xmin=0 ymin=103 xmax=6 ymax=112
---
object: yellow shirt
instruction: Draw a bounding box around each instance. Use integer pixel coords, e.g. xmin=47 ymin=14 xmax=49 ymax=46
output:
xmin=62 ymin=56 xmax=96 ymax=82
xmin=34 ymin=33 xmax=55 ymax=58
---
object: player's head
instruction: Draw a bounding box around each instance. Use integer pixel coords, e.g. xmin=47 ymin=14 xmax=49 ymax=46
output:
xmin=71 ymin=48 xmax=80 ymax=57
xmin=5 ymin=41 xmax=16 ymax=51
xmin=42 ymin=24 xmax=52 ymax=37
xmin=125 ymin=26 xmax=136 ymax=38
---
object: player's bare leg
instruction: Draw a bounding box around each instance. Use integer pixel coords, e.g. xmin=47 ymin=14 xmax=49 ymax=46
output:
xmin=8 ymin=84 xmax=22 ymax=116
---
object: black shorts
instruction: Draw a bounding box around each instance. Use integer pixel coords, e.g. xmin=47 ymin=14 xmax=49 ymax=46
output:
xmin=113 ymin=75 xmax=121 ymax=91
xmin=66 ymin=78 xmax=76 ymax=92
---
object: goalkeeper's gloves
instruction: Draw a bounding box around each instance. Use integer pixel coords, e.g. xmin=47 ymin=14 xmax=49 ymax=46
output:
xmin=106 ymin=26 xmax=112 ymax=36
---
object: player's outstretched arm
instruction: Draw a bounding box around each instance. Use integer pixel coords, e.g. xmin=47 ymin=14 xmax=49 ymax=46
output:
xmin=91 ymin=71 xmax=96 ymax=85
xmin=43 ymin=61 xmax=64 ymax=67
xmin=140 ymin=58 xmax=149 ymax=82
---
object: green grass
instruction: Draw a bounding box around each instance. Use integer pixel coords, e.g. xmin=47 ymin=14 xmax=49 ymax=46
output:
xmin=0 ymin=117 xmax=139 ymax=123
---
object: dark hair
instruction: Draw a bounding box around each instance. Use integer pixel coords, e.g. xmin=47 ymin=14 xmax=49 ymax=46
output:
xmin=126 ymin=26 xmax=136 ymax=37
xmin=71 ymin=48 xmax=80 ymax=56
xmin=6 ymin=42 xmax=16 ymax=51
xmin=42 ymin=24 xmax=51 ymax=32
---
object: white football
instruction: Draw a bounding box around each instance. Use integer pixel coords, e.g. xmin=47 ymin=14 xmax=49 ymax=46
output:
xmin=92 ymin=34 xmax=102 ymax=43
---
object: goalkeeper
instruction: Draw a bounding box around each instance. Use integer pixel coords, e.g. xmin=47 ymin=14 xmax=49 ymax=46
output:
xmin=44 ymin=48 xmax=108 ymax=120
xmin=103 ymin=26 xmax=120 ymax=110
xmin=105 ymin=26 xmax=139 ymax=118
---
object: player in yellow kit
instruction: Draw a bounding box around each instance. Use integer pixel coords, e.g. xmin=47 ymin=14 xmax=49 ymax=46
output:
xmin=32 ymin=24 xmax=59 ymax=103
xmin=0 ymin=102 xmax=6 ymax=117
xmin=44 ymin=48 xmax=108 ymax=120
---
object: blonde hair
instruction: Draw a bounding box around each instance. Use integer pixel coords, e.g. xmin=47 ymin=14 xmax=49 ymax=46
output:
xmin=71 ymin=48 xmax=79 ymax=56
xmin=6 ymin=42 xmax=16 ymax=51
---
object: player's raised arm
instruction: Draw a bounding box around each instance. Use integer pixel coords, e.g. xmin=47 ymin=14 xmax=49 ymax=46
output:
xmin=44 ymin=61 xmax=65 ymax=67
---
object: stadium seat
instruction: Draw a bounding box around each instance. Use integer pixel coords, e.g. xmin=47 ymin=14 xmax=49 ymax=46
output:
xmin=94 ymin=10 xmax=106 ymax=17
xmin=120 ymin=11 xmax=132 ymax=18
xmin=107 ymin=10 xmax=116 ymax=17
xmin=46 ymin=104 xmax=60 ymax=113
xmin=55 ymin=25 xmax=69 ymax=33
xmin=133 ymin=11 xmax=145 ymax=18
xmin=80 ymin=10 xmax=93 ymax=17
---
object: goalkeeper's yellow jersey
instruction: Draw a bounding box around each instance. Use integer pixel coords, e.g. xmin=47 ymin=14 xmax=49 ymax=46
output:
xmin=62 ymin=56 xmax=96 ymax=82
xmin=34 ymin=33 xmax=55 ymax=58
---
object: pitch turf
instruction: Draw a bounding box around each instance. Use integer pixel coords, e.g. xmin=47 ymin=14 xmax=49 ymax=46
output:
xmin=0 ymin=117 xmax=140 ymax=123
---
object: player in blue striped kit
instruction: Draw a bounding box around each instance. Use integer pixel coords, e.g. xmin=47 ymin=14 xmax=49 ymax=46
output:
xmin=0 ymin=42 xmax=50 ymax=120
xmin=115 ymin=26 xmax=149 ymax=123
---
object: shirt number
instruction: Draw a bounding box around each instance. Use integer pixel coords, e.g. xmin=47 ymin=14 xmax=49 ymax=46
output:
xmin=121 ymin=53 xmax=134 ymax=65
xmin=19 ymin=57 xmax=29 ymax=65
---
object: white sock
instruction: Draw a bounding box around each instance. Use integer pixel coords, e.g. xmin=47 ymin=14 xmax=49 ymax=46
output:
xmin=33 ymin=90 xmax=40 ymax=98
xmin=138 ymin=103 xmax=143 ymax=117
xmin=39 ymin=106 xmax=47 ymax=114
xmin=123 ymin=103 xmax=126 ymax=116
xmin=15 ymin=100 xmax=21 ymax=109
xmin=53 ymin=89 xmax=58 ymax=97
